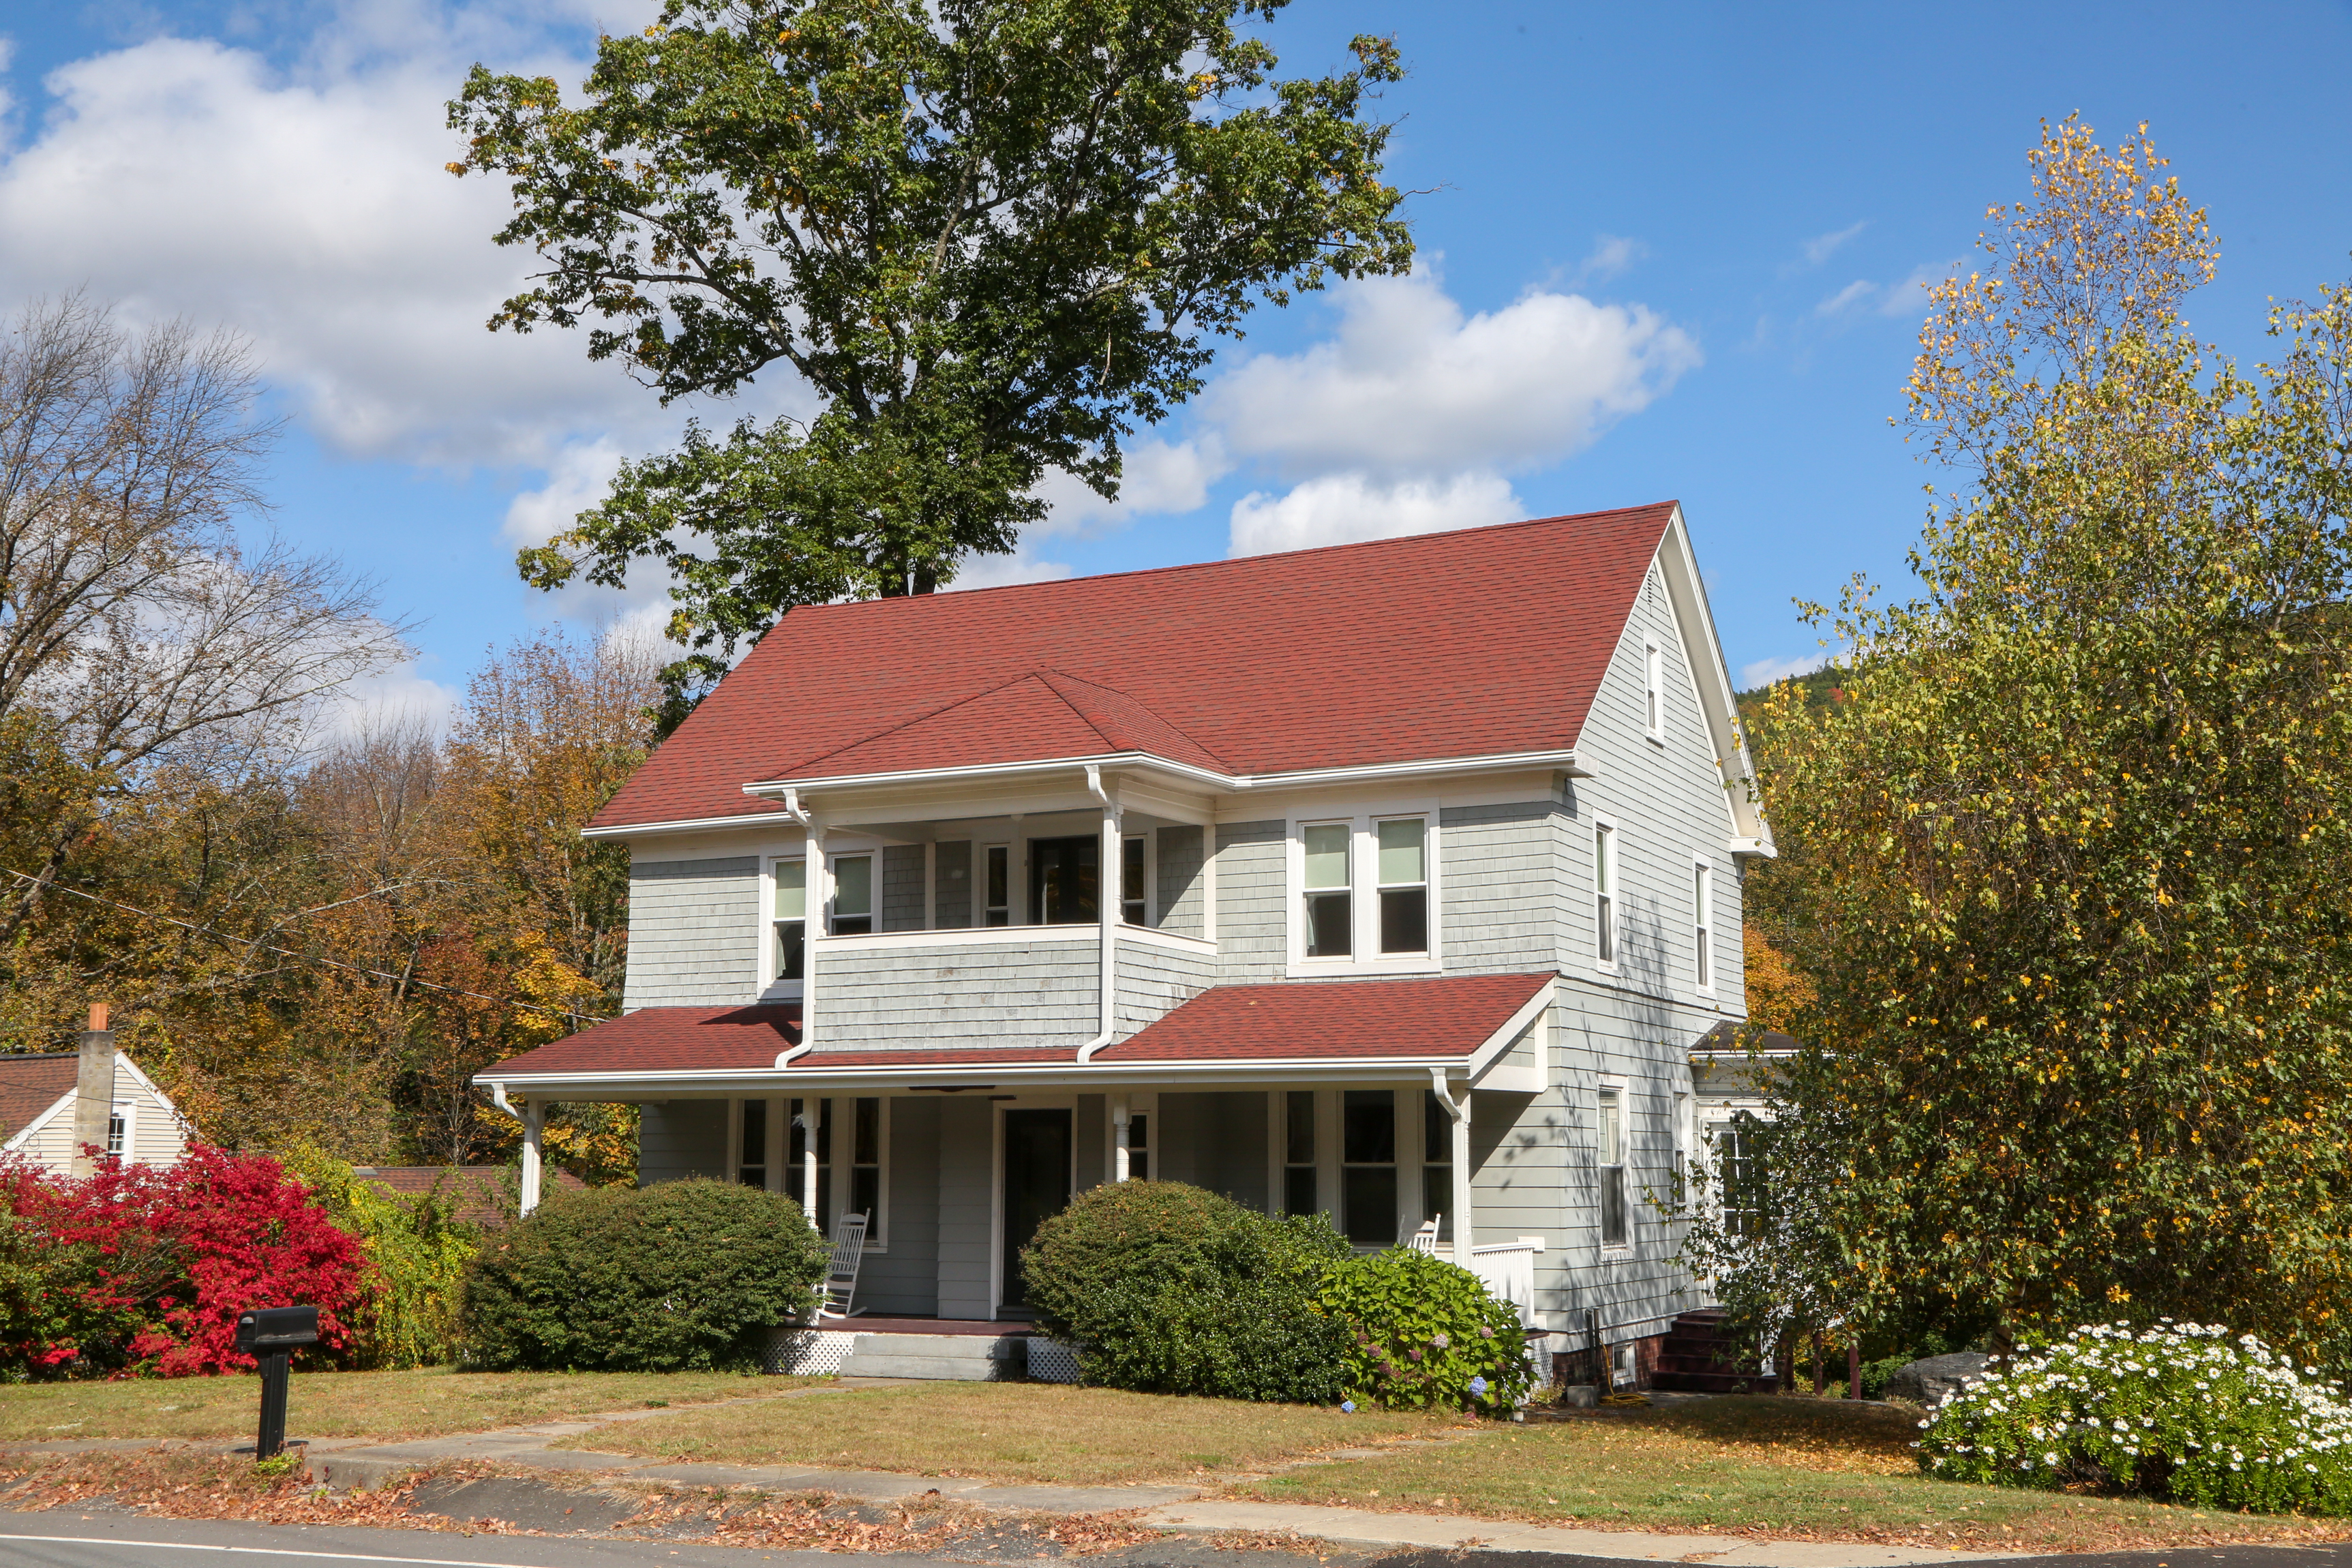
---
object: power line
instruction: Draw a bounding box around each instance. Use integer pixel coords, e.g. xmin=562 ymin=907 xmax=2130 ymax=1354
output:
xmin=2 ymin=868 xmax=600 ymax=1028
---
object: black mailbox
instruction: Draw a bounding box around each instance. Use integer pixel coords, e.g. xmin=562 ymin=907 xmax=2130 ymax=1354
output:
xmin=233 ymin=1306 xmax=318 ymax=1354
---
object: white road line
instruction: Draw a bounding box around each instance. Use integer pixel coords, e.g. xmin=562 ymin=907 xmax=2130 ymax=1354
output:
xmin=0 ymin=1535 xmax=571 ymax=1567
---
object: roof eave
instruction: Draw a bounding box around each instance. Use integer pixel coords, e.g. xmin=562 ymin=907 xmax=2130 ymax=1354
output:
xmin=474 ymin=1053 xmax=1490 ymax=1096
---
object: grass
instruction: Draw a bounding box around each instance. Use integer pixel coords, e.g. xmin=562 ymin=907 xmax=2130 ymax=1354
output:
xmin=0 ymin=1367 xmax=813 ymax=1445
xmin=1241 ymin=1395 xmax=2352 ymax=1553
xmin=554 ymin=1380 xmax=1471 ymax=1486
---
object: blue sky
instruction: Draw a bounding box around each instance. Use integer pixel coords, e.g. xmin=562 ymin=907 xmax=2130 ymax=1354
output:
xmin=5 ymin=0 xmax=2349 ymax=721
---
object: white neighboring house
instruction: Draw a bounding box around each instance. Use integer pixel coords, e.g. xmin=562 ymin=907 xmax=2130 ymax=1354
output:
xmin=0 ymin=1040 xmax=194 ymax=1173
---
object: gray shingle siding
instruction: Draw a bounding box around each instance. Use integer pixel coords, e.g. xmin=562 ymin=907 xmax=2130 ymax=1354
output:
xmin=1440 ymin=800 xmax=1560 ymax=976
xmin=935 ymin=1098 xmax=992 ymax=1318
xmin=1156 ymin=826 xmax=1207 ymax=936
xmin=935 ymin=841 xmax=973 ymax=929
xmin=1113 ymin=937 xmax=1214 ymax=1039
xmin=815 ymin=936 xmax=1096 ymax=1051
xmin=1214 ymin=820 xmax=1285 ymax=982
xmin=624 ymin=858 xmax=759 ymax=1010
xmin=859 ymin=1097 xmax=940 ymax=1315
xmin=639 ymin=1101 xmax=726 ymax=1185
xmin=881 ymin=844 xmax=926 ymax=933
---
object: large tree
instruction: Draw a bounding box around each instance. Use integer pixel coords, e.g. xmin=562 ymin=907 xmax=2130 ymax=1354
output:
xmin=449 ymin=0 xmax=1413 ymax=712
xmin=1732 ymin=119 xmax=2352 ymax=1361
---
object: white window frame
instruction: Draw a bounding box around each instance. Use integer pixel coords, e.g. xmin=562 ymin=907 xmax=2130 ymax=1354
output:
xmin=1644 ymin=637 xmax=1666 ymax=746
xmin=107 ymin=1102 xmax=136 ymax=1162
xmin=1593 ymin=816 xmax=1620 ymax=974
xmin=1285 ymin=805 xmax=1442 ymax=978
xmin=1120 ymin=830 xmax=1154 ymax=927
xmin=1597 ymin=1077 xmax=1632 ymax=1256
xmin=1692 ymin=855 xmax=1715 ymax=996
xmin=839 ymin=1094 xmax=891 ymax=1250
xmin=766 ymin=854 xmax=808 ymax=999
xmin=828 ymin=850 xmax=876 ymax=935
xmin=981 ymin=841 xmax=1012 ymax=927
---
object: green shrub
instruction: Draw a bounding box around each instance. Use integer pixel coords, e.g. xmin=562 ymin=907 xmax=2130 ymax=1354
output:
xmin=1316 ymin=1248 xmax=1531 ymax=1413
xmin=460 ymin=1179 xmax=826 ymax=1372
xmin=282 ymin=1145 xmax=480 ymax=1370
xmin=1920 ymin=1321 xmax=2352 ymax=1514
xmin=1023 ymin=1181 xmax=1352 ymax=1403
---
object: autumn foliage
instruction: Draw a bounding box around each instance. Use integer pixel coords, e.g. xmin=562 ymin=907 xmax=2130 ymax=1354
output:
xmin=0 ymin=1145 xmax=363 ymax=1378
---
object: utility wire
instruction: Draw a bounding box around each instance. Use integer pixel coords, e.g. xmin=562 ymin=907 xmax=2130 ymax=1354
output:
xmin=2 ymin=868 xmax=601 ymax=1028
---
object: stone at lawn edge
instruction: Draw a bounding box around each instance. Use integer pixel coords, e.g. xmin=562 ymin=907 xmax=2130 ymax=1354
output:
xmin=1884 ymin=1352 xmax=1989 ymax=1406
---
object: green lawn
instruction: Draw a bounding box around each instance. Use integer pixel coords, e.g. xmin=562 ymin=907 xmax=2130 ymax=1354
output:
xmin=1241 ymin=1396 xmax=2352 ymax=1553
xmin=0 ymin=1368 xmax=811 ymax=1444
xmin=556 ymin=1380 xmax=1468 ymax=1486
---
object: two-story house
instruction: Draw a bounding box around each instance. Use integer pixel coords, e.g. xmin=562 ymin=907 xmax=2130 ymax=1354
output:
xmin=474 ymin=502 xmax=1770 ymax=1378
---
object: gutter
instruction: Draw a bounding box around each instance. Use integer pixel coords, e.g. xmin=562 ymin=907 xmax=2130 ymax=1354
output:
xmin=1076 ymin=765 xmax=1117 ymax=1064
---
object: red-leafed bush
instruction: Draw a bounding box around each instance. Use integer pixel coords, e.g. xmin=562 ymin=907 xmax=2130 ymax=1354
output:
xmin=0 ymin=1145 xmax=364 ymax=1378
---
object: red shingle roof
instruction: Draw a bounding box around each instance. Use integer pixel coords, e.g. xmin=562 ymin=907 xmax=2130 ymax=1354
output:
xmin=595 ymin=503 xmax=1675 ymax=828
xmin=1093 ymin=974 xmax=1553 ymax=1063
xmin=0 ymin=1054 xmax=77 ymax=1142
xmin=483 ymin=1006 xmax=801 ymax=1079
xmin=481 ymin=976 xmax=1550 ymax=1080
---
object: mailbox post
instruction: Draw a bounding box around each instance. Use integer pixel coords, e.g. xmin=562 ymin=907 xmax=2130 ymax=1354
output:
xmin=232 ymin=1306 xmax=318 ymax=1461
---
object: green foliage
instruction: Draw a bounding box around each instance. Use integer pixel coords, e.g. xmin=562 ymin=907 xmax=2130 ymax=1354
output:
xmin=280 ymin=1145 xmax=480 ymax=1370
xmin=449 ymin=0 xmax=1415 ymax=711
xmin=0 ymin=1209 xmax=131 ymax=1381
xmin=1729 ymin=119 xmax=2352 ymax=1363
xmin=1920 ymin=1323 xmax=2352 ymax=1516
xmin=460 ymin=1179 xmax=826 ymax=1371
xmin=1023 ymin=1180 xmax=1351 ymax=1402
xmin=1315 ymin=1248 xmax=1530 ymax=1412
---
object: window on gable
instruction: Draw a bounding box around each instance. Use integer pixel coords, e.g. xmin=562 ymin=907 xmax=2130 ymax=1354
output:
xmin=1376 ymin=817 xmax=1428 ymax=954
xmin=830 ymin=855 xmax=873 ymax=935
xmin=772 ymin=858 xmax=806 ymax=980
xmin=1302 ymin=823 xmax=1353 ymax=958
xmin=106 ymin=1110 xmax=126 ymax=1159
xmin=1598 ymin=1086 xmax=1629 ymax=1248
xmin=1645 ymin=642 xmax=1665 ymax=740
xmin=1693 ymin=860 xmax=1714 ymax=990
xmin=1595 ymin=824 xmax=1618 ymax=965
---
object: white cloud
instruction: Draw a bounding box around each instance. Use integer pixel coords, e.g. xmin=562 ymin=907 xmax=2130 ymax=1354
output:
xmin=317 ymin=656 xmax=464 ymax=742
xmin=1738 ymin=651 xmax=1829 ymax=690
xmin=1800 ymin=220 xmax=1868 ymax=267
xmin=1206 ymin=269 xmax=1700 ymax=483
xmin=1574 ymin=234 xmax=1645 ymax=285
xmin=947 ymin=544 xmax=1077 ymax=592
xmin=1031 ymin=436 xmax=1231 ymax=538
xmin=1228 ymin=471 xmax=1524 ymax=557
xmin=1815 ymin=280 xmax=1875 ymax=317
xmin=0 ymin=13 xmax=744 ymax=470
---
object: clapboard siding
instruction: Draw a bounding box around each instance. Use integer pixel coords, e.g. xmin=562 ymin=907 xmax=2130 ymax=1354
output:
xmin=1213 ymin=821 xmax=1286 ymax=982
xmin=935 ymin=1098 xmax=993 ymax=1318
xmin=814 ymin=935 xmax=1096 ymax=1051
xmin=625 ymin=857 xmax=759 ymax=1010
xmin=857 ymin=1097 xmax=940 ymax=1314
xmin=1156 ymin=826 xmax=1207 ymax=936
xmin=639 ymin=1100 xmax=727 ymax=1186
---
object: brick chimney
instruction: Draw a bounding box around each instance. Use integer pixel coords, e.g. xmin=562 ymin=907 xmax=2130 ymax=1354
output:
xmin=70 ymin=1002 xmax=115 ymax=1177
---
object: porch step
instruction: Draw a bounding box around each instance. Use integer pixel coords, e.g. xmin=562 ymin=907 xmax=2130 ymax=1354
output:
xmin=837 ymin=1331 xmax=1028 ymax=1382
xmin=1648 ymin=1309 xmax=1779 ymax=1394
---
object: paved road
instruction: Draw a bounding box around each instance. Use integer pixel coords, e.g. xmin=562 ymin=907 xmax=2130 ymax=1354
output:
xmin=7 ymin=1515 xmax=2352 ymax=1568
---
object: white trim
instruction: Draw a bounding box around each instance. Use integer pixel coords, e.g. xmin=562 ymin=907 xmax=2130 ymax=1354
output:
xmin=1652 ymin=508 xmax=1775 ymax=856
xmin=1284 ymin=803 xmax=1443 ymax=979
xmin=478 ymin=1051 xmax=1535 ymax=1097
xmin=583 ymin=810 xmax=798 ymax=841
xmin=759 ymin=853 xmax=809 ymax=1001
xmin=1117 ymin=924 xmax=1220 ymax=958
xmin=990 ymin=1094 xmax=1082 ymax=1318
xmin=1691 ymin=855 xmax=1717 ymax=997
xmin=1595 ymin=1075 xmax=1633 ymax=1260
xmin=1464 ymin=985 xmax=1553 ymax=1092
xmin=818 ymin=924 xmax=1100 ymax=953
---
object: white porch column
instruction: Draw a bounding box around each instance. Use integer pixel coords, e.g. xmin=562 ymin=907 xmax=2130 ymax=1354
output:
xmin=1099 ymin=796 xmax=1121 ymax=1039
xmin=1112 ymin=1093 xmax=1132 ymax=1181
xmin=520 ymin=1100 xmax=545 ymax=1216
xmin=800 ymin=1098 xmax=821 ymax=1225
xmin=803 ymin=819 xmax=826 ymax=1045
xmin=1430 ymin=1070 xmax=1473 ymax=1256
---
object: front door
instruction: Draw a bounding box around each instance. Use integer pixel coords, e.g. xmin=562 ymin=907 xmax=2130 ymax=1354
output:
xmin=1000 ymin=1108 xmax=1072 ymax=1312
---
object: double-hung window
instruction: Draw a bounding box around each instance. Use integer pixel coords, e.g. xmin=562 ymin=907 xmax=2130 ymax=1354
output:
xmin=1282 ymin=1091 xmax=1318 ymax=1215
xmin=738 ymin=1099 xmax=768 ymax=1188
xmin=1122 ymin=834 xmax=1148 ymax=925
xmin=772 ymin=858 xmax=806 ymax=982
xmin=983 ymin=845 xmax=1010 ymax=926
xmin=849 ymin=1096 xmax=882 ymax=1225
xmin=1644 ymin=639 xmax=1665 ymax=742
xmin=1693 ymin=860 xmax=1714 ymax=991
xmin=1302 ymin=824 xmax=1353 ymax=958
xmin=830 ymin=854 xmax=873 ymax=935
xmin=1597 ymin=1085 xmax=1629 ymax=1249
xmin=1595 ymin=823 xmax=1618 ymax=966
xmin=1342 ymin=1089 xmax=1398 ymax=1246
xmin=1376 ymin=818 xmax=1428 ymax=954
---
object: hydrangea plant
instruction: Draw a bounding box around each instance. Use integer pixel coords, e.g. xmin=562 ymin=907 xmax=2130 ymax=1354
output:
xmin=1918 ymin=1321 xmax=2352 ymax=1515
xmin=1315 ymin=1247 xmax=1531 ymax=1413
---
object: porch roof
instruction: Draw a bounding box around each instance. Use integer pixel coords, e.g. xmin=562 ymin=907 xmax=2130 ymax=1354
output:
xmin=476 ymin=973 xmax=1553 ymax=1089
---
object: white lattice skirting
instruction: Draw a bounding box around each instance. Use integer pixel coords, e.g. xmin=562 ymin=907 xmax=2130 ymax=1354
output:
xmin=1025 ymin=1338 xmax=1082 ymax=1384
xmin=764 ymin=1327 xmax=861 ymax=1376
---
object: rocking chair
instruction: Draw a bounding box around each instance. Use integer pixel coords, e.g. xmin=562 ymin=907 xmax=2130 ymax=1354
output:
xmin=815 ymin=1211 xmax=871 ymax=1319
xmin=1407 ymin=1216 xmax=1442 ymax=1254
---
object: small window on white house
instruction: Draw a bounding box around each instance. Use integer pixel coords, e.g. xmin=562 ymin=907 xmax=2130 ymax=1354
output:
xmin=1598 ymin=1086 xmax=1629 ymax=1248
xmin=1595 ymin=824 xmax=1618 ymax=965
xmin=106 ymin=1109 xmax=126 ymax=1159
xmin=1645 ymin=641 xmax=1665 ymax=742
xmin=772 ymin=858 xmax=806 ymax=981
xmin=1693 ymin=860 xmax=1714 ymax=991
xmin=830 ymin=854 xmax=874 ymax=935
xmin=984 ymin=845 xmax=1011 ymax=926
xmin=1376 ymin=817 xmax=1428 ymax=954
xmin=1302 ymin=823 xmax=1353 ymax=958
xmin=1122 ymin=834 xmax=1147 ymax=926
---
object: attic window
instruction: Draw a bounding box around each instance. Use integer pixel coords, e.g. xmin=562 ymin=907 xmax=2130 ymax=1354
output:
xmin=1644 ymin=639 xmax=1665 ymax=742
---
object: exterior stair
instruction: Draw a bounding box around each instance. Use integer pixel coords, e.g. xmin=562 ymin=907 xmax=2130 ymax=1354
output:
xmin=836 ymin=1331 xmax=1029 ymax=1381
xmin=1648 ymin=1309 xmax=1779 ymax=1393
